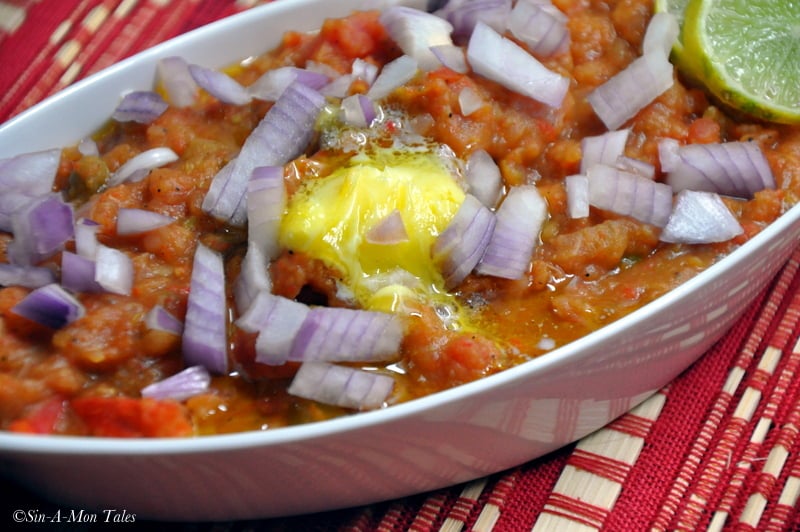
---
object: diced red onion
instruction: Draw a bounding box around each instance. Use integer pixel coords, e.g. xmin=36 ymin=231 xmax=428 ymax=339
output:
xmin=658 ymin=137 xmax=681 ymax=173
xmin=507 ymin=0 xmax=569 ymax=57
xmin=74 ymin=218 xmax=100 ymax=258
xmin=61 ymin=251 xmax=103 ymax=293
xmin=94 ymin=244 xmax=134 ymax=296
xmin=0 ymin=263 xmax=56 ymax=289
xmin=77 ymin=138 xmax=99 ymax=157
xmin=202 ymin=81 xmax=325 ymax=226
xmin=248 ymin=66 xmax=330 ymax=102
xmin=467 ymin=21 xmax=569 ymax=108
xmin=141 ymin=365 xmax=211 ymax=402
xmin=587 ymin=164 xmax=673 ymax=227
xmin=289 ymin=307 xmax=404 ymax=363
xmin=660 ymin=190 xmax=743 ymax=244
xmin=664 ymin=141 xmax=776 ymax=199
xmin=11 ymin=283 xmax=84 ymax=329
xmin=7 ymin=194 xmax=74 ymax=266
xmin=111 ymin=90 xmax=168 ymax=124
xmin=188 ymin=64 xmax=252 ymax=106
xmin=341 ymin=94 xmax=378 ymax=128
xmin=106 ymin=147 xmax=179 ymax=188
xmin=458 ymin=86 xmax=484 ymax=116
xmin=586 ymin=48 xmax=674 ymax=131
xmin=365 ymin=209 xmax=409 ymax=245
xmin=243 ymin=294 xmax=310 ymax=366
xmin=144 ymin=304 xmax=184 ymax=335
xmin=157 ymin=56 xmax=198 ymax=107
xmin=366 ymin=55 xmax=419 ymax=100
xmin=615 ymin=155 xmax=656 ymax=180
xmin=233 ymin=244 xmax=272 ymax=316
xmin=580 ymin=129 xmax=630 ymax=175
xmin=246 ymin=165 xmax=286 ymax=261
xmin=432 ymin=194 xmax=497 ymax=288
xmin=320 ymin=74 xmax=354 ymax=99
xmin=0 ymin=192 xmax=36 ymax=233
xmin=642 ymin=12 xmax=680 ymax=58
xmin=0 ymin=148 xmax=60 ymax=195
xmin=430 ymin=44 xmax=469 ymax=73
xmin=476 ymin=185 xmax=547 ymax=279
xmin=351 ymin=58 xmax=379 ymax=85
xmin=116 ymin=208 xmax=175 ymax=235
xmin=183 ymin=244 xmax=228 ymax=374
xmin=465 ymin=149 xmax=503 ymax=208
xmin=565 ymin=174 xmax=590 ymax=219
xmin=380 ymin=6 xmax=454 ymax=71
xmin=287 ymin=362 xmax=394 ymax=411
xmin=435 ymin=0 xmax=512 ymax=41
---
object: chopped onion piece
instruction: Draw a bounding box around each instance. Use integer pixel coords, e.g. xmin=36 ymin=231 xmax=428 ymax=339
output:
xmin=74 ymin=218 xmax=100 ymax=258
xmin=365 ymin=209 xmax=409 ymax=244
xmin=465 ymin=149 xmax=503 ymax=208
xmin=233 ymin=244 xmax=272 ymax=316
xmin=351 ymin=58 xmax=379 ymax=85
xmin=615 ymin=155 xmax=656 ymax=180
xmin=458 ymin=86 xmax=484 ymax=116
xmin=246 ymin=294 xmax=310 ymax=366
xmin=565 ymin=174 xmax=590 ymax=219
xmin=580 ymin=129 xmax=630 ymax=175
xmin=141 ymin=366 xmax=211 ymax=402
xmin=144 ymin=305 xmax=183 ymax=336
xmin=658 ymin=137 xmax=681 ymax=173
xmin=587 ymin=164 xmax=673 ymax=227
xmin=341 ymin=94 xmax=378 ymax=128
xmin=0 ymin=263 xmax=55 ymax=289
xmin=11 ymin=283 xmax=84 ymax=329
xmin=587 ymin=51 xmax=674 ymax=131
xmin=643 ymin=12 xmax=680 ymax=58
xmin=248 ymin=66 xmax=329 ymax=102
xmin=94 ymin=244 xmax=134 ymax=296
xmin=188 ymin=64 xmax=251 ymax=106
xmin=660 ymin=190 xmax=743 ymax=244
xmin=107 ymin=147 xmax=179 ymax=188
xmin=432 ymin=194 xmax=497 ymax=288
xmin=430 ymin=44 xmax=468 ymax=73
xmin=246 ymin=165 xmax=286 ymax=261
xmin=61 ymin=251 xmax=103 ymax=293
xmin=202 ymin=82 xmax=325 ymax=226
xmin=289 ymin=307 xmax=404 ymax=363
xmin=467 ymin=22 xmax=569 ymax=108
xmin=77 ymin=138 xmax=99 ymax=157
xmin=367 ymin=55 xmax=419 ymax=100
xmin=8 ymin=194 xmax=74 ymax=266
xmin=157 ymin=56 xmax=198 ymax=107
xmin=116 ymin=208 xmax=175 ymax=235
xmin=665 ymin=141 xmax=776 ymax=198
xmin=476 ymin=185 xmax=547 ymax=279
xmin=183 ymin=244 xmax=228 ymax=374
xmin=111 ymin=90 xmax=168 ymax=124
xmin=435 ymin=0 xmax=512 ymax=41
xmin=288 ymin=362 xmax=394 ymax=411
xmin=507 ymin=0 xmax=569 ymax=57
xmin=380 ymin=6 xmax=454 ymax=71
xmin=0 ymin=148 xmax=60 ymax=195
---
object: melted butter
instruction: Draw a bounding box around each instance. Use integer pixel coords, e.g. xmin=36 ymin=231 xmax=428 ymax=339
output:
xmin=279 ymin=145 xmax=466 ymax=315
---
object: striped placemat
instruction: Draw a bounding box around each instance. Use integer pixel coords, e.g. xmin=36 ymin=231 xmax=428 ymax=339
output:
xmin=1 ymin=1 xmax=799 ymax=530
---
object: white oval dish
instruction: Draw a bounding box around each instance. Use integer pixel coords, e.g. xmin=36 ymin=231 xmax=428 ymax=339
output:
xmin=1 ymin=0 xmax=800 ymax=521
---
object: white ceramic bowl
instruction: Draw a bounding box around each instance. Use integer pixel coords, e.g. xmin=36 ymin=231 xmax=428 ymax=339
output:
xmin=1 ymin=0 xmax=799 ymax=521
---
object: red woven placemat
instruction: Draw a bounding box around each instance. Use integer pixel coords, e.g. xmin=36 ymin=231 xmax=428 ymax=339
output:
xmin=1 ymin=1 xmax=799 ymax=530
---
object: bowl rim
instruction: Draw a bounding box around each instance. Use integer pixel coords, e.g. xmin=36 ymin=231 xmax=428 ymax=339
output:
xmin=0 ymin=0 xmax=798 ymax=456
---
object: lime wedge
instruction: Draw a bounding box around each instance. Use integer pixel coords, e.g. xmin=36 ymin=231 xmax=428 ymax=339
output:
xmin=681 ymin=0 xmax=800 ymax=124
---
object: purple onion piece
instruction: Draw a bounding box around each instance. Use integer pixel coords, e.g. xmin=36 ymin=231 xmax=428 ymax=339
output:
xmin=233 ymin=244 xmax=272 ymax=316
xmin=287 ymin=362 xmax=394 ymax=410
xmin=141 ymin=365 xmax=211 ymax=402
xmin=0 ymin=263 xmax=56 ymax=289
xmin=587 ymin=164 xmax=673 ymax=227
xmin=380 ymin=6 xmax=454 ymax=71
xmin=476 ymin=185 xmax=548 ymax=280
xmin=182 ymin=244 xmax=229 ymax=374
xmin=565 ymin=174 xmax=590 ymax=219
xmin=107 ymin=147 xmax=179 ymax=188
xmin=8 ymin=193 xmax=74 ymax=266
xmin=111 ymin=90 xmax=169 ymax=124
xmin=0 ymin=148 xmax=60 ymax=195
xmin=145 ymin=304 xmax=183 ymax=336
xmin=246 ymin=165 xmax=286 ymax=261
xmin=507 ymin=1 xmax=569 ymax=57
xmin=116 ymin=208 xmax=175 ymax=235
xmin=11 ymin=283 xmax=85 ymax=329
xmin=248 ymin=66 xmax=329 ymax=102
xmin=61 ymin=252 xmax=104 ymax=293
xmin=157 ymin=56 xmax=198 ymax=107
xmin=660 ymin=190 xmax=743 ymax=244
xmin=94 ymin=244 xmax=134 ymax=296
xmin=430 ymin=44 xmax=469 ymax=73
xmin=580 ymin=129 xmax=630 ymax=175
xmin=465 ymin=149 xmax=503 ymax=208
xmin=365 ymin=209 xmax=409 ymax=245
xmin=202 ymin=81 xmax=325 ymax=226
xmin=366 ymin=55 xmax=419 ymax=100
xmin=188 ymin=64 xmax=252 ymax=106
xmin=75 ymin=218 xmax=101 ymax=258
xmin=435 ymin=0 xmax=511 ymax=41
